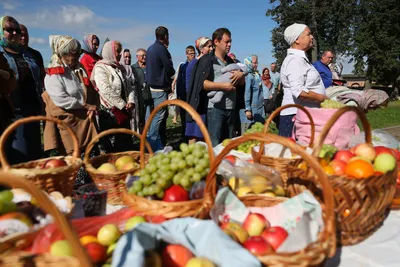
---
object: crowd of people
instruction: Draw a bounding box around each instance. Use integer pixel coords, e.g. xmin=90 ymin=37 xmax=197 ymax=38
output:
xmin=0 ymin=15 xmax=389 ymax=180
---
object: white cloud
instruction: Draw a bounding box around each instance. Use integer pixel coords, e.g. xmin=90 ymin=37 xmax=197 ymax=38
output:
xmin=30 ymin=37 xmax=47 ymax=45
xmin=1 ymin=1 xmax=21 ymax=10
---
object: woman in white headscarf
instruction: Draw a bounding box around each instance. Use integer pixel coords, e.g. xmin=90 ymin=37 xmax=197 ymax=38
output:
xmin=91 ymin=41 xmax=136 ymax=152
xmin=279 ymin=23 xmax=328 ymax=137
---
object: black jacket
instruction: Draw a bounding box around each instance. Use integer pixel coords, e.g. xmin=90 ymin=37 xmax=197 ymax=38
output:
xmin=145 ymin=40 xmax=175 ymax=90
xmin=186 ymin=52 xmax=244 ymax=122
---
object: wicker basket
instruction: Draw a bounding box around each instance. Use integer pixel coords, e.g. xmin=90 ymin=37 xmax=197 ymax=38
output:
xmin=0 ymin=172 xmax=92 ymax=267
xmin=84 ymin=128 xmax=153 ymax=205
xmin=294 ymin=106 xmax=397 ymax=245
xmin=123 ymin=99 xmax=215 ymax=219
xmin=252 ymin=104 xmax=315 ymax=185
xmin=207 ymin=132 xmax=336 ymax=267
xmin=0 ymin=116 xmax=82 ymax=196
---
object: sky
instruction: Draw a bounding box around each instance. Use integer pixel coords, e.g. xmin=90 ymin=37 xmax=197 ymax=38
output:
xmin=1 ymin=0 xmax=353 ymax=73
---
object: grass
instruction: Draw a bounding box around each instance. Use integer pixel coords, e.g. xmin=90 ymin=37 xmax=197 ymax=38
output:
xmin=361 ymin=100 xmax=400 ymax=129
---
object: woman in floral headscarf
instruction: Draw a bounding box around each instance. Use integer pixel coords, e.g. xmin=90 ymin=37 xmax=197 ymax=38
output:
xmin=80 ymin=34 xmax=101 ymax=79
xmin=0 ymin=16 xmax=43 ymax=164
xmin=239 ymin=55 xmax=265 ymax=133
xmin=92 ymin=41 xmax=136 ymax=152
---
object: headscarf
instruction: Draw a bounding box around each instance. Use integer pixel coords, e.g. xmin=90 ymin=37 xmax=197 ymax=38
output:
xmin=82 ymin=34 xmax=99 ymax=54
xmin=0 ymin=16 xmax=21 ymax=51
xmin=119 ymin=49 xmax=134 ymax=81
xmin=195 ymin=37 xmax=211 ymax=53
xmin=228 ymin=52 xmax=235 ymax=58
xmin=261 ymin=67 xmax=273 ymax=88
xmin=337 ymin=89 xmax=389 ymax=112
xmin=48 ymin=35 xmax=74 ymax=68
xmin=284 ymin=23 xmax=307 ymax=46
xmin=244 ymin=56 xmax=261 ymax=86
xmin=98 ymin=41 xmax=119 ymax=67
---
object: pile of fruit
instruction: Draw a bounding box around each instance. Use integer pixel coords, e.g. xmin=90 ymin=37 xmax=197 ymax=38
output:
xmin=0 ymin=189 xmax=73 ymax=239
xmin=320 ymin=99 xmax=346 ymax=109
xmin=127 ymin=143 xmax=210 ymax=201
xmin=310 ymin=143 xmax=400 ymax=178
xmin=221 ymin=213 xmax=288 ymax=256
xmin=222 ymin=122 xmax=264 ymax=154
xmin=50 ymin=215 xmax=216 ymax=267
xmin=97 ymin=155 xmax=140 ymax=173
xmin=37 ymin=158 xmax=68 ymax=169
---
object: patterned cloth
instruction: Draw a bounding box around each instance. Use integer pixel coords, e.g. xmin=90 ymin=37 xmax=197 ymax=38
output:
xmin=82 ymin=34 xmax=99 ymax=54
xmin=0 ymin=16 xmax=22 ymax=51
xmin=48 ymin=35 xmax=74 ymax=68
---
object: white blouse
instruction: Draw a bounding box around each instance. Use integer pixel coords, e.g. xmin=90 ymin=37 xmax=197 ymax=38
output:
xmin=280 ymin=49 xmax=326 ymax=116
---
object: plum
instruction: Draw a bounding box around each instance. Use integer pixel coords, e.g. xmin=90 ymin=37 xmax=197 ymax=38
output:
xmin=189 ymin=181 xmax=206 ymax=200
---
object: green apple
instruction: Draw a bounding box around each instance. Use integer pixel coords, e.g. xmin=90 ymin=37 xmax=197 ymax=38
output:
xmin=98 ymin=163 xmax=117 ymax=173
xmin=124 ymin=216 xmax=146 ymax=232
xmin=97 ymin=224 xmax=121 ymax=246
xmin=0 ymin=190 xmax=13 ymax=202
xmin=50 ymin=240 xmax=74 ymax=257
xmin=107 ymin=243 xmax=117 ymax=256
xmin=374 ymin=153 xmax=396 ymax=173
xmin=185 ymin=257 xmax=216 ymax=267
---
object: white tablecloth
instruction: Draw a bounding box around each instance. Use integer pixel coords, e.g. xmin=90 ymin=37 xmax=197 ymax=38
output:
xmin=325 ymin=210 xmax=400 ymax=267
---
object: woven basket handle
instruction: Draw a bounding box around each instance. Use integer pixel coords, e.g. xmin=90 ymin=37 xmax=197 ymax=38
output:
xmin=206 ymin=132 xmax=336 ymax=256
xmin=139 ymin=99 xmax=214 ymax=168
xmin=255 ymin=104 xmax=315 ymax=163
xmin=0 ymin=172 xmax=92 ymax=267
xmin=0 ymin=116 xmax=80 ymax=170
xmin=312 ymin=106 xmax=371 ymax=158
xmin=83 ymin=128 xmax=154 ymax=166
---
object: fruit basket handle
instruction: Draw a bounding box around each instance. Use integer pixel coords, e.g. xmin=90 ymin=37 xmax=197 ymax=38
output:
xmin=84 ymin=128 xmax=154 ymax=166
xmin=139 ymin=99 xmax=214 ymax=168
xmin=255 ymin=104 xmax=315 ymax=163
xmin=312 ymin=106 xmax=371 ymax=158
xmin=0 ymin=116 xmax=80 ymax=170
xmin=0 ymin=172 xmax=92 ymax=267
xmin=206 ymin=132 xmax=336 ymax=257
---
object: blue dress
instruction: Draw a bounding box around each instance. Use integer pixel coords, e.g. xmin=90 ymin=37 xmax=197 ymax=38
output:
xmin=185 ymin=59 xmax=206 ymax=138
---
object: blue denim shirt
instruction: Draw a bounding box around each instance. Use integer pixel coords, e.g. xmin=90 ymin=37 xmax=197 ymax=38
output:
xmin=262 ymin=82 xmax=275 ymax=100
xmin=0 ymin=46 xmax=43 ymax=109
xmin=244 ymin=73 xmax=264 ymax=111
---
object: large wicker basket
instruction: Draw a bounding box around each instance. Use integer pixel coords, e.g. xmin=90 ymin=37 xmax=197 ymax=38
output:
xmin=0 ymin=116 xmax=82 ymax=196
xmin=207 ymin=132 xmax=336 ymax=267
xmin=252 ymin=104 xmax=315 ymax=185
xmin=0 ymin=172 xmax=92 ymax=267
xmin=84 ymin=128 xmax=153 ymax=205
xmin=294 ymin=106 xmax=397 ymax=245
xmin=122 ymin=99 xmax=215 ymax=219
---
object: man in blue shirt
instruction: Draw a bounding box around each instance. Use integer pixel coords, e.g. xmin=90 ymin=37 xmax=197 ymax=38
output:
xmin=313 ymin=51 xmax=334 ymax=88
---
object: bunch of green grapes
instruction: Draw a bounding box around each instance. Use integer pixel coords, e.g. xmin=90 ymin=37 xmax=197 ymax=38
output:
xmin=320 ymin=99 xmax=345 ymax=109
xmin=236 ymin=122 xmax=265 ymax=153
xmin=128 ymin=143 xmax=210 ymax=198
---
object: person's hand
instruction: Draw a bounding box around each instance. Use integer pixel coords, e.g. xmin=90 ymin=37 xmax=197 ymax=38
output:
xmin=319 ymin=94 xmax=329 ymax=102
xmin=223 ymin=82 xmax=236 ymax=91
xmin=245 ymin=110 xmax=253 ymax=120
xmin=126 ymin=102 xmax=135 ymax=111
xmin=230 ymin=71 xmax=245 ymax=86
xmin=84 ymin=104 xmax=97 ymax=111
xmin=269 ymin=95 xmax=273 ymax=99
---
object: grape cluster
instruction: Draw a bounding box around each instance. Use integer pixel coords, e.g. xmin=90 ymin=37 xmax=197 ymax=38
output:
xmin=320 ymin=99 xmax=345 ymax=109
xmin=128 ymin=143 xmax=210 ymax=199
xmin=237 ymin=122 xmax=264 ymax=153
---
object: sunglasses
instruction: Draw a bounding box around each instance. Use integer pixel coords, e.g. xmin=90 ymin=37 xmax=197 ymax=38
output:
xmin=3 ymin=27 xmax=21 ymax=34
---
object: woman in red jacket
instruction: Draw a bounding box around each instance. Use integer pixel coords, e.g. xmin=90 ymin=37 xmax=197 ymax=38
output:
xmin=80 ymin=34 xmax=101 ymax=79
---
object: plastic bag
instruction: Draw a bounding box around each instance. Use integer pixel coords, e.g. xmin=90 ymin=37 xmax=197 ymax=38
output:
xmin=349 ymin=130 xmax=400 ymax=149
xmin=30 ymin=208 xmax=167 ymax=254
xmin=112 ymin=217 xmax=261 ymax=267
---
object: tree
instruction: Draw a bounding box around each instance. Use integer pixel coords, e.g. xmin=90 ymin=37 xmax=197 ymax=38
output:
xmin=352 ymin=0 xmax=400 ymax=86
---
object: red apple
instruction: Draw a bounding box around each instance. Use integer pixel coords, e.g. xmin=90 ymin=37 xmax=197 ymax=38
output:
xmin=349 ymin=145 xmax=358 ymax=155
xmin=84 ymin=242 xmax=107 ymax=263
xmin=43 ymin=159 xmax=67 ymax=169
xmin=162 ymin=244 xmax=193 ymax=267
xmin=329 ymin=159 xmax=347 ymax=175
xmin=354 ymin=143 xmax=376 ymax=162
xmin=242 ymin=213 xmax=270 ymax=236
xmin=261 ymin=226 xmax=288 ymax=251
xmin=242 ymin=236 xmax=273 ymax=256
xmin=392 ymin=149 xmax=400 ymax=162
xmin=375 ymin=146 xmax=395 ymax=157
xmin=224 ymin=155 xmax=237 ymax=165
xmin=163 ymin=185 xmax=189 ymax=202
xmin=334 ymin=150 xmax=354 ymax=163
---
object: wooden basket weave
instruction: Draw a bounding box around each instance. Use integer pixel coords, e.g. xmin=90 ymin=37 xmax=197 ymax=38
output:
xmin=252 ymin=104 xmax=315 ymax=185
xmin=122 ymin=99 xmax=215 ymax=219
xmin=207 ymin=132 xmax=336 ymax=267
xmin=294 ymin=106 xmax=397 ymax=245
xmin=0 ymin=116 xmax=82 ymax=196
xmin=0 ymin=172 xmax=92 ymax=267
xmin=84 ymin=128 xmax=153 ymax=205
